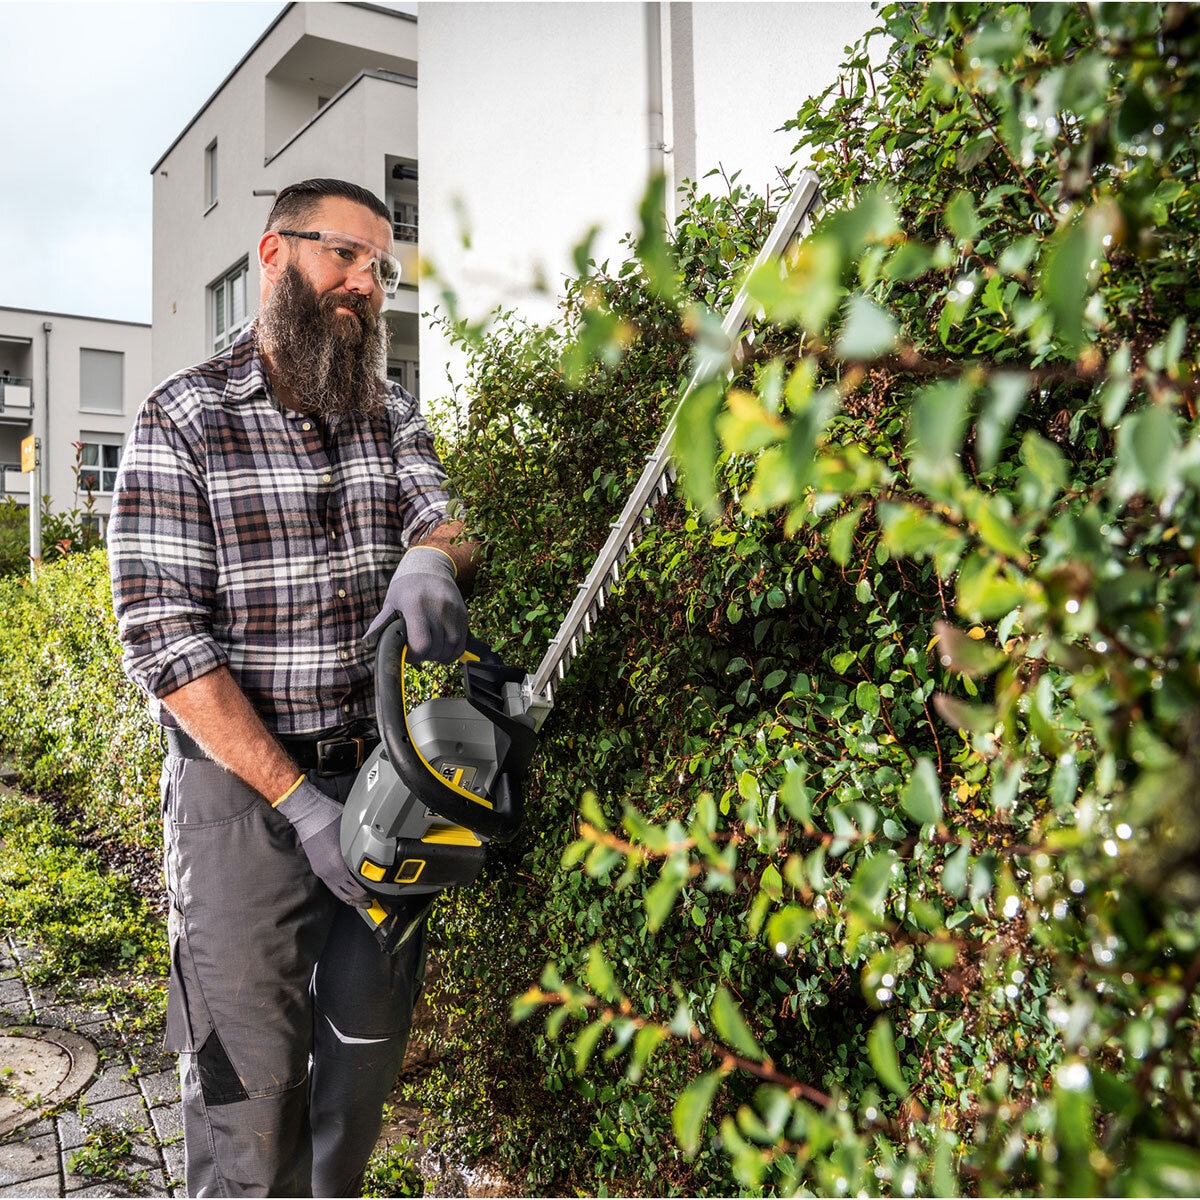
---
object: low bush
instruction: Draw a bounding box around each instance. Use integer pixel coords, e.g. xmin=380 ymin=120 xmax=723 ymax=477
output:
xmin=0 ymin=792 xmax=166 ymax=1005
xmin=0 ymin=549 xmax=160 ymax=854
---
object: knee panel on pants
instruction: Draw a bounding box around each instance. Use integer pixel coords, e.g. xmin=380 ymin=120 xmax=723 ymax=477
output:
xmin=197 ymin=1032 xmax=250 ymax=1106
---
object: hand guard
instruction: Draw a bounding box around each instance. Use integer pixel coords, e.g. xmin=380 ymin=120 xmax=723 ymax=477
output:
xmin=364 ymin=546 xmax=467 ymax=663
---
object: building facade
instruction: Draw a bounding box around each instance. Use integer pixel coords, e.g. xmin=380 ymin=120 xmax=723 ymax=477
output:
xmin=0 ymin=307 xmax=151 ymax=529
xmin=150 ymin=1 xmax=420 ymax=392
xmin=416 ymin=2 xmax=876 ymax=401
xmin=149 ymin=1 xmax=877 ymax=413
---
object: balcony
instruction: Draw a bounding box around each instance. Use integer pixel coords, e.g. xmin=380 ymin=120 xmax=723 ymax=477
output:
xmin=0 ymin=378 xmax=33 ymax=426
xmin=2 ymin=462 xmax=28 ymax=500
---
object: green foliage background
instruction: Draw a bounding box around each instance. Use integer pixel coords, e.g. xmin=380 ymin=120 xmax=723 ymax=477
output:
xmin=1 ymin=4 xmax=1198 ymax=1196
xmin=418 ymin=3 xmax=1200 ymax=1196
xmin=0 ymin=550 xmax=161 ymax=848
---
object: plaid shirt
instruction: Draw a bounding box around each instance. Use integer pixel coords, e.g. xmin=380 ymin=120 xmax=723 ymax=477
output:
xmin=108 ymin=325 xmax=452 ymax=734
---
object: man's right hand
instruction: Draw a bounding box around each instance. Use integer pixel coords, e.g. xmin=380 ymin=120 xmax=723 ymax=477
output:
xmin=275 ymin=778 xmax=372 ymax=906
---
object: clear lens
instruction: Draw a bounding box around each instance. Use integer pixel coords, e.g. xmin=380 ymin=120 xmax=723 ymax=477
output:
xmin=318 ymin=232 xmax=401 ymax=296
xmin=375 ymin=256 xmax=401 ymax=294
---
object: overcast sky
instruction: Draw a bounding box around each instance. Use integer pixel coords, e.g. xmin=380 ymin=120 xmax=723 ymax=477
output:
xmin=1 ymin=2 xmax=288 ymax=324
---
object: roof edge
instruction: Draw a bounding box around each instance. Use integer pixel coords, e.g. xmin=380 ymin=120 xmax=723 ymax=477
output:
xmin=0 ymin=305 xmax=151 ymax=329
xmin=149 ymin=2 xmax=417 ymax=176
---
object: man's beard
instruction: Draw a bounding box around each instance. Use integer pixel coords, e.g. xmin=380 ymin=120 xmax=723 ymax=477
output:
xmin=257 ymin=264 xmax=391 ymax=418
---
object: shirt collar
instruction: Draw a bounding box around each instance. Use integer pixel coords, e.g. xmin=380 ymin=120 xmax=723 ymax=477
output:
xmin=222 ymin=324 xmax=274 ymax=408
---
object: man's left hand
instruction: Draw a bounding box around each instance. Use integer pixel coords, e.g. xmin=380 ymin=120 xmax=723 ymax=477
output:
xmin=365 ymin=546 xmax=467 ymax=662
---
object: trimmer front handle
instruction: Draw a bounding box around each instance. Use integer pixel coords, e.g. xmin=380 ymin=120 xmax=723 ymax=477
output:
xmin=372 ymin=616 xmax=535 ymax=843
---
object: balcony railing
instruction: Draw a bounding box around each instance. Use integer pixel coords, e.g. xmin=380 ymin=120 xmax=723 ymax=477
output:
xmin=394 ymin=221 xmax=418 ymax=244
xmin=0 ymin=378 xmax=33 ymax=420
xmin=2 ymin=462 xmax=28 ymax=498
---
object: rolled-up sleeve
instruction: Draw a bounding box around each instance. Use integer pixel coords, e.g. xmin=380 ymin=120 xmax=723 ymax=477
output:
xmin=108 ymin=394 xmax=228 ymax=702
xmin=388 ymin=388 xmax=452 ymax=547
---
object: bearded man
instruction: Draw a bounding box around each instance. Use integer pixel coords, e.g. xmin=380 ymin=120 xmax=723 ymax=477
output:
xmin=108 ymin=179 xmax=477 ymax=1196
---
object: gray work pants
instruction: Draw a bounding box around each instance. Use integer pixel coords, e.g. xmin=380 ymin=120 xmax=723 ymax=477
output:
xmin=161 ymin=755 xmax=425 ymax=1197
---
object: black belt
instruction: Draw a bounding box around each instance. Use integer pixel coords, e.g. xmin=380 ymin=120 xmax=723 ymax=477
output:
xmin=164 ymin=724 xmax=379 ymax=777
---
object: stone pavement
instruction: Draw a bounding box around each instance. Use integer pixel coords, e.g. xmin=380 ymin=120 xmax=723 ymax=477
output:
xmin=0 ymin=935 xmax=182 ymax=1197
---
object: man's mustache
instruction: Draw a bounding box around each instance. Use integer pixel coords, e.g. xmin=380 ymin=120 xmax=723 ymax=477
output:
xmin=322 ymin=291 xmax=374 ymax=324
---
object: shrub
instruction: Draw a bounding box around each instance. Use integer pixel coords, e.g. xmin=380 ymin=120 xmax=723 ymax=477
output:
xmin=0 ymin=444 xmax=105 ymax=578
xmin=415 ymin=3 xmax=1200 ymax=1196
xmin=0 ymin=549 xmax=160 ymax=854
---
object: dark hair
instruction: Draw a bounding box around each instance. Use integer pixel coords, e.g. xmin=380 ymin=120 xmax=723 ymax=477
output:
xmin=264 ymin=178 xmax=390 ymax=232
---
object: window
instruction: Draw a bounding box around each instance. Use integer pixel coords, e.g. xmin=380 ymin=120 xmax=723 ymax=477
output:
xmin=78 ymin=436 xmax=123 ymax=495
xmin=82 ymin=513 xmax=108 ymax=540
xmin=393 ymin=201 xmax=418 ymax=244
xmin=205 ymin=139 xmax=218 ymax=209
xmin=211 ymin=259 xmax=250 ymax=353
xmin=387 ymin=359 xmax=420 ymax=400
xmin=79 ymin=348 xmax=124 ymax=414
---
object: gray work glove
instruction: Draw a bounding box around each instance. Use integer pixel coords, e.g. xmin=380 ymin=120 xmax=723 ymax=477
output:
xmin=277 ymin=779 xmax=372 ymax=906
xmin=365 ymin=546 xmax=467 ymax=663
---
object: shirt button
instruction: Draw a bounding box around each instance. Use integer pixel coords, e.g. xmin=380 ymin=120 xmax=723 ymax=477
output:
xmin=341 ymin=649 xmax=350 ymax=661
xmin=337 ymin=588 xmax=347 ymax=598
xmin=343 ymin=704 xmax=352 ymax=713
xmin=322 ymin=472 xmax=331 ymax=484
xmin=330 ymin=530 xmax=337 ymax=540
xmin=302 ymin=422 xmax=312 ymax=432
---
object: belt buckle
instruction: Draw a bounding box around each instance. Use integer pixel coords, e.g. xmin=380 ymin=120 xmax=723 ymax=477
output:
xmin=315 ymin=736 xmax=365 ymax=776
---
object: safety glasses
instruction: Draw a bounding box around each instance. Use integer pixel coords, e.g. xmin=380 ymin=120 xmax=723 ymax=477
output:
xmin=277 ymin=229 xmax=402 ymax=296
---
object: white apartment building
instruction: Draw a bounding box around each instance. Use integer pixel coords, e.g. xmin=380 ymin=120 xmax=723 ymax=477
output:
xmin=150 ymin=1 xmax=420 ymax=392
xmin=0 ymin=307 xmax=151 ymax=528
xmin=1 ymin=4 xmax=872 ymax=540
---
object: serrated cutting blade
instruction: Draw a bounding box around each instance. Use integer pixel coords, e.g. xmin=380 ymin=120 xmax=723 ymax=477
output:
xmin=521 ymin=171 xmax=822 ymax=725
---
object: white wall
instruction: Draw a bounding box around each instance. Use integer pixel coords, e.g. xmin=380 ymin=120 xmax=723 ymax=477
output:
xmin=419 ymin=1 xmax=650 ymax=406
xmin=687 ymin=4 xmax=879 ymax=195
xmin=417 ymin=1 xmax=876 ymax=405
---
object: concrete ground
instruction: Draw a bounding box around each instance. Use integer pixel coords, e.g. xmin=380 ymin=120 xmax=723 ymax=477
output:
xmin=0 ymin=935 xmax=182 ymax=1196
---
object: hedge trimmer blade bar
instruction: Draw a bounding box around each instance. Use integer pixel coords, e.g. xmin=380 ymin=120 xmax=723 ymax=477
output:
xmin=522 ymin=171 xmax=822 ymax=724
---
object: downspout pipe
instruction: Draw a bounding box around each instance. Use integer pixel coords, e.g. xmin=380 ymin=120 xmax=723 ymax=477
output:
xmin=645 ymin=2 xmax=666 ymax=177
xmin=42 ymin=321 xmax=51 ymax=494
xmin=645 ymin=2 xmax=677 ymax=224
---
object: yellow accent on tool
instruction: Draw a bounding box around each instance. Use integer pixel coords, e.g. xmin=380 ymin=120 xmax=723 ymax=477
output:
xmin=366 ymin=900 xmax=389 ymax=927
xmin=421 ymin=824 xmax=483 ymax=848
xmin=395 ymin=858 xmax=426 ymax=884
xmin=359 ymin=860 xmax=387 ymax=883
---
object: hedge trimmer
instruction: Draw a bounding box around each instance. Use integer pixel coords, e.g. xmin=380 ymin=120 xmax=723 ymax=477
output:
xmin=341 ymin=171 xmax=823 ymax=949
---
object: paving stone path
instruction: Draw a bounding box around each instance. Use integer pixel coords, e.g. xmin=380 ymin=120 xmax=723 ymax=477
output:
xmin=0 ymin=936 xmax=182 ymax=1197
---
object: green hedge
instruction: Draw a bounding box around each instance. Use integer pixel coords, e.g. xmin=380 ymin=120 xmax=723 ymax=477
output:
xmin=413 ymin=3 xmax=1200 ymax=1197
xmin=0 ymin=549 xmax=161 ymax=853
